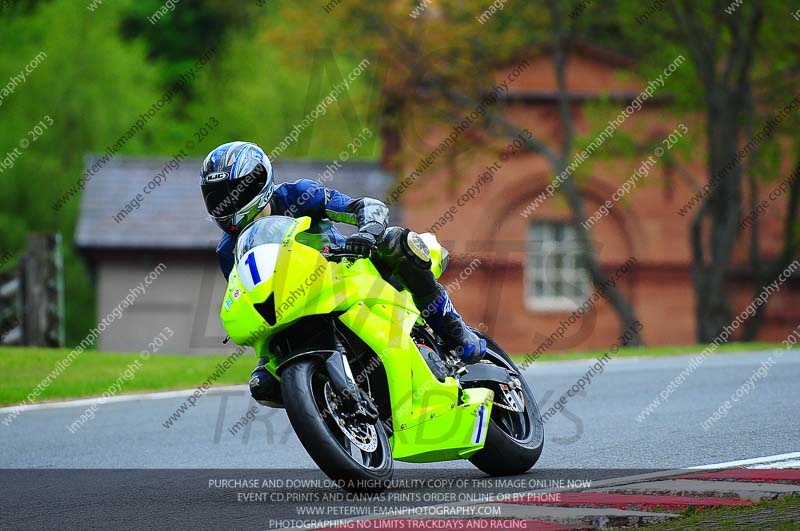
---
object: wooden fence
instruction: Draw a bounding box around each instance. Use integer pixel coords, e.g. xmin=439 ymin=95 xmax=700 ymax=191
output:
xmin=0 ymin=233 xmax=64 ymax=347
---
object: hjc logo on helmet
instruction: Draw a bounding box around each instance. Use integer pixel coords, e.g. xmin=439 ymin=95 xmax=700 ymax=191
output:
xmin=205 ymin=171 xmax=228 ymax=182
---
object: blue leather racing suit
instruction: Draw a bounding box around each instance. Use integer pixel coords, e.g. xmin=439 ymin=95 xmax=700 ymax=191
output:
xmin=217 ymin=178 xmax=387 ymax=280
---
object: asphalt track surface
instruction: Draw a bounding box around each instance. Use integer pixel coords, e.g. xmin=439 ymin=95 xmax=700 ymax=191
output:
xmin=2 ymin=350 xmax=798 ymax=530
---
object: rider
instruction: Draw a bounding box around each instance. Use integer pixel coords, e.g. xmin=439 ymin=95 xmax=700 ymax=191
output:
xmin=200 ymin=141 xmax=486 ymax=407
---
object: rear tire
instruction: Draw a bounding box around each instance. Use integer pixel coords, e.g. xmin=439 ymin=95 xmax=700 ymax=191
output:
xmin=282 ymin=357 xmax=393 ymax=492
xmin=468 ymin=331 xmax=544 ymax=476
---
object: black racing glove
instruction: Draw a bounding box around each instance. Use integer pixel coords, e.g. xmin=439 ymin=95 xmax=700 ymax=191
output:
xmin=345 ymin=231 xmax=377 ymax=256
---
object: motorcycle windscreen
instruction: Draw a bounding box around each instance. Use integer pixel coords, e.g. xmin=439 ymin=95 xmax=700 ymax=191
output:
xmin=237 ymin=243 xmax=281 ymax=290
xmin=235 ymin=216 xmax=297 ymax=290
xmin=235 ymin=216 xmax=296 ymax=260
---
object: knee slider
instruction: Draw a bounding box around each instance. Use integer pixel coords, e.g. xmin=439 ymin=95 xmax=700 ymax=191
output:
xmin=405 ymin=231 xmax=431 ymax=264
xmin=378 ymin=227 xmax=438 ymax=297
xmin=380 ymin=227 xmax=430 ymax=268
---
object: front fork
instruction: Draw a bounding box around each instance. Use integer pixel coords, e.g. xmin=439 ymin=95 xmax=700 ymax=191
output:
xmin=325 ymin=350 xmax=379 ymax=424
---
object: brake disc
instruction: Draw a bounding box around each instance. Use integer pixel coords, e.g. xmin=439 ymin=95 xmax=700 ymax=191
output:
xmin=324 ymin=383 xmax=379 ymax=453
xmin=495 ymin=381 xmax=525 ymax=412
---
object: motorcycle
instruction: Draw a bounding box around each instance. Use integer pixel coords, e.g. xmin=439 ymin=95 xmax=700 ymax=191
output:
xmin=220 ymin=216 xmax=544 ymax=491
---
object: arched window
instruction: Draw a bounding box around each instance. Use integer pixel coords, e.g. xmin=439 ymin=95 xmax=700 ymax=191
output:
xmin=525 ymin=222 xmax=591 ymax=311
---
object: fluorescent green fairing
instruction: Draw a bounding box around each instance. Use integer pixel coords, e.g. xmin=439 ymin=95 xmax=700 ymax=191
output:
xmin=220 ymin=216 xmax=492 ymax=462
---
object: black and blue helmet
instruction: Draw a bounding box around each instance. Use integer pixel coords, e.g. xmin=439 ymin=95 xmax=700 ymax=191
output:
xmin=200 ymin=141 xmax=274 ymax=234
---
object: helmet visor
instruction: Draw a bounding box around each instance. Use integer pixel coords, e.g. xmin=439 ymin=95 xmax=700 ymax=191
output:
xmin=233 ymin=165 xmax=268 ymax=210
xmin=201 ymin=179 xmax=236 ymax=220
xmin=201 ymin=166 xmax=268 ymax=220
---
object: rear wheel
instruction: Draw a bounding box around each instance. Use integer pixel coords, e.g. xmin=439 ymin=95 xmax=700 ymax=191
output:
xmin=468 ymin=331 xmax=544 ymax=476
xmin=282 ymin=357 xmax=393 ymax=492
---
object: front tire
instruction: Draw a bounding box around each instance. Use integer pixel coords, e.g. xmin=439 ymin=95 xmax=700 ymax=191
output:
xmin=282 ymin=358 xmax=393 ymax=492
xmin=468 ymin=331 xmax=544 ymax=476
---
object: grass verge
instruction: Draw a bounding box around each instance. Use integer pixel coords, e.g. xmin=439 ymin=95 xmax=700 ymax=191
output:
xmin=511 ymin=342 xmax=784 ymax=363
xmin=0 ymin=347 xmax=252 ymax=407
xmin=0 ymin=341 xmax=787 ymax=406
xmin=615 ymin=494 xmax=800 ymax=530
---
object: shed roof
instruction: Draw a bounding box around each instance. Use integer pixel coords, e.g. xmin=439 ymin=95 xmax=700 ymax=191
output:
xmin=75 ymin=156 xmax=398 ymax=251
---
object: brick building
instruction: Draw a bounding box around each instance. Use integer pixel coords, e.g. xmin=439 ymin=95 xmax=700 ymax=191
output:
xmin=392 ymin=46 xmax=798 ymax=354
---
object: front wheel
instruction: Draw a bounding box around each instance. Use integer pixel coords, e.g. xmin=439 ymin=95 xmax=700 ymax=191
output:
xmin=282 ymin=357 xmax=393 ymax=492
xmin=468 ymin=331 xmax=544 ymax=476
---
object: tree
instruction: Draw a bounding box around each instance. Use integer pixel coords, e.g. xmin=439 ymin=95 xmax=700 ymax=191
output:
xmin=268 ymin=0 xmax=644 ymax=345
xmin=119 ymin=0 xmax=259 ymax=100
xmin=669 ymin=0 xmax=764 ymax=342
xmin=610 ymin=0 xmax=797 ymax=342
xmin=738 ymin=7 xmax=800 ymax=339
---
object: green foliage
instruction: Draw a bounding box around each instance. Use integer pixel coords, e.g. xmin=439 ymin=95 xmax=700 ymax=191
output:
xmin=119 ymin=0 xmax=261 ymax=102
xmin=181 ymin=34 xmax=380 ymax=161
xmin=0 ymin=0 xmax=161 ymax=345
xmin=0 ymin=0 xmax=380 ymax=347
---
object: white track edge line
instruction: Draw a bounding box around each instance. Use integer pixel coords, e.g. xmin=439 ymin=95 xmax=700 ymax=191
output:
xmin=0 ymin=385 xmax=249 ymax=414
xmin=688 ymin=452 xmax=800 ymax=470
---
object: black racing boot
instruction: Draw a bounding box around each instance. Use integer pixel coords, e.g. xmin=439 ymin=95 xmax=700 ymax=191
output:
xmin=249 ymin=358 xmax=284 ymax=408
xmin=419 ymin=285 xmax=486 ymax=363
